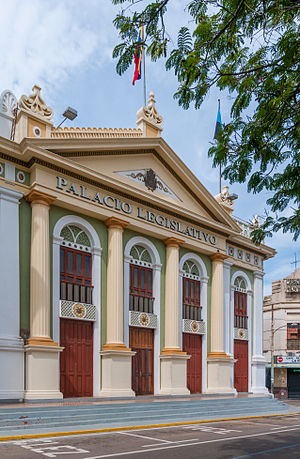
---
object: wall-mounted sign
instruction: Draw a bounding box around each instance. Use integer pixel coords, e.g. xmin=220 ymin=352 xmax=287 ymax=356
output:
xmin=56 ymin=176 xmax=218 ymax=246
xmin=285 ymin=279 xmax=300 ymax=293
xmin=276 ymin=355 xmax=300 ymax=364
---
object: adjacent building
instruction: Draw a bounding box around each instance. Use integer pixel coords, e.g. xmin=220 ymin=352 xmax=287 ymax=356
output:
xmin=263 ymin=268 xmax=300 ymax=398
xmin=0 ymin=85 xmax=275 ymax=401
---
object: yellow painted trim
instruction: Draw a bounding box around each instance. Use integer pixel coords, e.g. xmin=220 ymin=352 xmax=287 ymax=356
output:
xmin=1 ymin=411 xmax=300 ymax=442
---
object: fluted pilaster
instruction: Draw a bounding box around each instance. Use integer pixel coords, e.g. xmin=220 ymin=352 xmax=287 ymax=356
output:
xmin=103 ymin=217 xmax=129 ymax=351
xmin=26 ymin=190 xmax=56 ymax=345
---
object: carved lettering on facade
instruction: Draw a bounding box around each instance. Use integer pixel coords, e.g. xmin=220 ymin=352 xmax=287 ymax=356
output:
xmin=56 ymin=176 xmax=217 ymax=245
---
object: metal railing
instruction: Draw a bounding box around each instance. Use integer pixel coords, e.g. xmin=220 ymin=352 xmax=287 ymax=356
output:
xmin=129 ymin=293 xmax=154 ymax=314
xmin=60 ymin=282 xmax=93 ymax=304
xmin=183 ymin=304 xmax=202 ymax=321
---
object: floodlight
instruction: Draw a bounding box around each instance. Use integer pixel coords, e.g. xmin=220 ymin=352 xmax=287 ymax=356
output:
xmin=62 ymin=106 xmax=78 ymax=120
xmin=57 ymin=106 xmax=78 ymax=128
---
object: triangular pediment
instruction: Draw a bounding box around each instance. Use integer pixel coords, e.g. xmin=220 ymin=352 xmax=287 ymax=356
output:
xmin=32 ymin=136 xmax=241 ymax=233
xmin=116 ymin=169 xmax=180 ymax=201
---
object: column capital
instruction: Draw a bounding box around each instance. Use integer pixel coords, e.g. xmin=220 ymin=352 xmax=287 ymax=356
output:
xmin=26 ymin=189 xmax=56 ymax=207
xmin=0 ymin=186 xmax=23 ymax=203
xmin=254 ymin=270 xmax=265 ymax=279
xmin=210 ymin=252 xmax=228 ymax=262
xmin=223 ymin=259 xmax=233 ymax=268
xmin=105 ymin=216 xmax=129 ymax=230
xmin=164 ymin=237 xmax=185 ymax=248
xmin=200 ymin=275 xmax=209 ymax=284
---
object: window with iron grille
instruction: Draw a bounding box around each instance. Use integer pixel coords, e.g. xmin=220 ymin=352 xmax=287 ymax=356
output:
xmin=234 ymin=290 xmax=248 ymax=329
xmin=182 ymin=277 xmax=201 ymax=321
xmin=287 ymin=323 xmax=300 ymax=350
xmin=60 ymin=246 xmax=93 ymax=304
xmin=129 ymin=264 xmax=154 ymax=313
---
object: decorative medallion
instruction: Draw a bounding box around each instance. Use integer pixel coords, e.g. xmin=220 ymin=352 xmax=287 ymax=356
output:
xmin=144 ymin=169 xmax=157 ymax=192
xmin=191 ymin=321 xmax=199 ymax=333
xmin=238 ymin=329 xmax=245 ymax=339
xmin=72 ymin=303 xmax=86 ymax=319
xmin=16 ymin=170 xmax=25 ymax=183
xmin=139 ymin=313 xmax=150 ymax=327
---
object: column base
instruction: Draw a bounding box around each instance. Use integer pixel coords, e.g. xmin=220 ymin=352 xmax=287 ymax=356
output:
xmin=0 ymin=337 xmax=24 ymax=401
xmin=24 ymin=344 xmax=64 ymax=401
xmin=207 ymin=354 xmax=236 ymax=394
xmin=251 ymin=356 xmax=269 ymax=394
xmin=160 ymin=353 xmax=190 ymax=396
xmin=100 ymin=349 xmax=136 ymax=398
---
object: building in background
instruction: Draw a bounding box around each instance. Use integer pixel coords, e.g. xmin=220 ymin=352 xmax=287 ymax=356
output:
xmin=263 ymin=268 xmax=300 ymax=398
xmin=0 ymin=85 xmax=275 ymax=402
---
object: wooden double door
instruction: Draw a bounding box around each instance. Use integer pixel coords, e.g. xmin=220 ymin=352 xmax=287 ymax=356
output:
xmin=234 ymin=339 xmax=248 ymax=392
xmin=60 ymin=318 xmax=93 ymax=397
xmin=183 ymin=333 xmax=202 ymax=393
xmin=130 ymin=327 xmax=154 ymax=395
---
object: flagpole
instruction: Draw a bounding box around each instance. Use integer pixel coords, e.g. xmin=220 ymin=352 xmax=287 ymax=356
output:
xmin=218 ymin=99 xmax=221 ymax=194
xmin=143 ymin=38 xmax=146 ymax=106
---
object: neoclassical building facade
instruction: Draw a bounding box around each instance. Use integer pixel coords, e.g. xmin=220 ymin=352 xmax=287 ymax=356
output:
xmin=0 ymin=85 xmax=275 ymax=401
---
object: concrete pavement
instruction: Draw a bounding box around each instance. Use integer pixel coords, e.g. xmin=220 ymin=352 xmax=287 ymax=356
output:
xmin=1 ymin=414 xmax=300 ymax=458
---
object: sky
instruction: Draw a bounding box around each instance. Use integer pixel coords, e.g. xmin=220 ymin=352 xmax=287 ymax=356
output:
xmin=1 ymin=0 xmax=298 ymax=294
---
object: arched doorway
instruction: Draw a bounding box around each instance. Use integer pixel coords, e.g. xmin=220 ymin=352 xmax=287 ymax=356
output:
xmin=233 ymin=276 xmax=249 ymax=392
xmin=129 ymin=245 xmax=154 ymax=395
xmin=52 ymin=216 xmax=102 ymax=398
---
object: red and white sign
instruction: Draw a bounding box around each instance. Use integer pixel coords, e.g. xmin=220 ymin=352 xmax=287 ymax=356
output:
xmin=277 ymin=356 xmax=283 ymax=363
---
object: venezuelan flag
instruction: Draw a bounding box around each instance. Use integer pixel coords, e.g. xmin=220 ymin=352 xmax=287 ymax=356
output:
xmin=132 ymin=24 xmax=143 ymax=85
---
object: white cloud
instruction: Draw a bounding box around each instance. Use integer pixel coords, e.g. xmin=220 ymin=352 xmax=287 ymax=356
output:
xmin=0 ymin=0 xmax=113 ymax=97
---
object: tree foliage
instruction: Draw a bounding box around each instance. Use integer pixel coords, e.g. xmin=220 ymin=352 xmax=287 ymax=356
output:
xmin=111 ymin=0 xmax=300 ymax=243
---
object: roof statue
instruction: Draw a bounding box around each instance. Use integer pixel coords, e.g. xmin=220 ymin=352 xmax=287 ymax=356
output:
xmin=19 ymin=84 xmax=54 ymax=120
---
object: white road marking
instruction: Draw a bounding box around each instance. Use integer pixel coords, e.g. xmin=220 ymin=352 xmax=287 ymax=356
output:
xmin=142 ymin=438 xmax=199 ymax=447
xmin=82 ymin=425 xmax=300 ymax=458
xmin=183 ymin=425 xmax=241 ymax=434
xmin=12 ymin=439 xmax=89 ymax=457
xmin=30 ymin=445 xmax=89 ymax=457
xmin=119 ymin=431 xmax=172 ymax=443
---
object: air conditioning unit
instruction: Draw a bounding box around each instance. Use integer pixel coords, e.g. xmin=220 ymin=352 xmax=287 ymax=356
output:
xmin=287 ymin=352 xmax=294 ymax=357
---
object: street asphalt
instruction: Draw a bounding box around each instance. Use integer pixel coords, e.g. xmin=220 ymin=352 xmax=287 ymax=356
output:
xmin=1 ymin=413 xmax=300 ymax=458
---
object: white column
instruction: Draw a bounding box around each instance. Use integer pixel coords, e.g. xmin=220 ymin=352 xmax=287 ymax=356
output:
xmin=247 ymin=290 xmax=253 ymax=392
xmin=160 ymin=237 xmax=190 ymax=395
xmin=100 ymin=217 xmax=135 ymax=397
xmin=251 ymin=270 xmax=268 ymax=393
xmin=207 ymin=253 xmax=235 ymax=394
xmin=200 ymin=276 xmax=209 ymax=394
xmin=24 ymin=190 xmax=63 ymax=401
xmin=0 ymin=186 xmax=24 ymax=401
xmin=223 ymin=260 xmax=233 ymax=356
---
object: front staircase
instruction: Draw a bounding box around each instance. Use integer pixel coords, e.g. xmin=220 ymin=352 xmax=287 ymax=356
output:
xmin=0 ymin=396 xmax=296 ymax=439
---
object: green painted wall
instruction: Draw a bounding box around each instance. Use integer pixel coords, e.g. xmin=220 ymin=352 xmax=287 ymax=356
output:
xmin=49 ymin=206 xmax=108 ymax=342
xmin=123 ymin=229 xmax=166 ymax=351
xmin=179 ymin=248 xmax=212 ymax=352
xmin=19 ymin=198 xmax=31 ymax=335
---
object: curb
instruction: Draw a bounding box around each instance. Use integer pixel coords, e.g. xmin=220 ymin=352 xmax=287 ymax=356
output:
xmin=1 ymin=411 xmax=300 ymax=442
